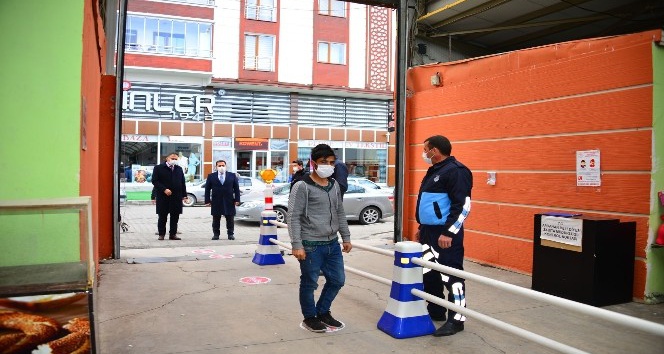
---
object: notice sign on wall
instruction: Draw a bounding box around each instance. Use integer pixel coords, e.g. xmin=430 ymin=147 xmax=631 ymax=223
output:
xmin=576 ymin=150 xmax=601 ymax=186
xmin=540 ymin=216 xmax=583 ymax=247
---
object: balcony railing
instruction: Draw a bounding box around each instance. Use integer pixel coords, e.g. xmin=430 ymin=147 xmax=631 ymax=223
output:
xmin=243 ymin=56 xmax=274 ymax=71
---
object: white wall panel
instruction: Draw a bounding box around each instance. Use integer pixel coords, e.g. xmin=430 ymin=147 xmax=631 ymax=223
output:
xmin=348 ymin=4 xmax=367 ymax=89
xmin=214 ymin=0 xmax=241 ymax=79
xmin=278 ymin=0 xmax=313 ymax=85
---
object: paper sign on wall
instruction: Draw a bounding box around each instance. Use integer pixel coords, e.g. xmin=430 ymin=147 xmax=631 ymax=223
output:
xmin=576 ymin=150 xmax=601 ymax=187
xmin=541 ymin=216 xmax=583 ymax=247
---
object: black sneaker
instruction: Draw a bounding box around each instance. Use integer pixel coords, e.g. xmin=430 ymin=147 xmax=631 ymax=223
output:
xmin=433 ymin=321 xmax=464 ymax=337
xmin=302 ymin=317 xmax=327 ymax=333
xmin=318 ymin=312 xmax=343 ymax=328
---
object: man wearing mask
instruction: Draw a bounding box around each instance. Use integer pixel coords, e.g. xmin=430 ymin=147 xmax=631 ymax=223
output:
xmin=288 ymin=143 xmax=352 ymax=333
xmin=205 ymin=160 xmax=241 ymax=240
xmin=152 ymin=152 xmax=188 ymax=240
xmin=289 ymin=159 xmax=306 ymax=185
xmin=416 ymin=135 xmax=473 ymax=337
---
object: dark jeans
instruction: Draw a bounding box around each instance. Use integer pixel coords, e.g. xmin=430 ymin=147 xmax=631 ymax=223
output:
xmin=157 ymin=212 xmax=180 ymax=236
xmin=212 ymin=214 xmax=234 ymax=236
xmin=298 ymin=242 xmax=345 ymax=319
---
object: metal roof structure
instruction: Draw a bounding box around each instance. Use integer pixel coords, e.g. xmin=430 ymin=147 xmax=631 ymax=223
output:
xmin=416 ymin=0 xmax=664 ymax=55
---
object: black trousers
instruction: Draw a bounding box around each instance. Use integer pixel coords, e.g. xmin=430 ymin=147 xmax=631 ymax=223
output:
xmin=420 ymin=227 xmax=467 ymax=323
xmin=212 ymin=215 xmax=234 ymax=237
xmin=157 ymin=212 xmax=180 ymax=236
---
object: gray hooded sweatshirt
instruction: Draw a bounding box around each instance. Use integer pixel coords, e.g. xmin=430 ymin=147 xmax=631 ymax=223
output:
xmin=287 ymin=175 xmax=351 ymax=250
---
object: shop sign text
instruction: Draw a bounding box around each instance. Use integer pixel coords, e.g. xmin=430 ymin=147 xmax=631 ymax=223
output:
xmin=122 ymin=91 xmax=215 ymax=121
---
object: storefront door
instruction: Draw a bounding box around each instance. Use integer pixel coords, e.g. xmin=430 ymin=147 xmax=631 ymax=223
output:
xmin=236 ymin=151 xmax=268 ymax=178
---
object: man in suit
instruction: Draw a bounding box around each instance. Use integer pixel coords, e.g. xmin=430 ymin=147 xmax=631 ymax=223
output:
xmin=152 ymin=152 xmax=188 ymax=240
xmin=205 ymin=160 xmax=241 ymax=240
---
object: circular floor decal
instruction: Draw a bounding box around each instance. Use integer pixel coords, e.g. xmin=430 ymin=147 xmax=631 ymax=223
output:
xmin=209 ymin=254 xmax=234 ymax=259
xmin=299 ymin=321 xmax=345 ymax=333
xmin=239 ymin=276 xmax=271 ymax=285
xmin=192 ymin=249 xmax=216 ymax=254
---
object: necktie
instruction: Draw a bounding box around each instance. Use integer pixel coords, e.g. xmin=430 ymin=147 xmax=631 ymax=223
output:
xmin=219 ymin=173 xmax=225 ymax=185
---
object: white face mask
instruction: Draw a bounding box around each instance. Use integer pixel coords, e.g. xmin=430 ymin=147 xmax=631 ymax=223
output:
xmin=422 ymin=150 xmax=433 ymax=165
xmin=168 ymin=159 xmax=178 ymax=166
xmin=315 ymin=164 xmax=335 ymax=178
xmin=217 ymin=166 xmax=226 ymax=173
xmin=292 ymin=166 xmax=299 ymax=173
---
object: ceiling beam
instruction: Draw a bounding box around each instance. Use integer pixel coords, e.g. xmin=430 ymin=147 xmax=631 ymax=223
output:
xmin=429 ymin=14 xmax=610 ymax=37
xmin=461 ymin=0 xmax=594 ymax=41
xmin=427 ymin=0 xmax=514 ymax=29
xmin=494 ymin=1 xmax=656 ymax=50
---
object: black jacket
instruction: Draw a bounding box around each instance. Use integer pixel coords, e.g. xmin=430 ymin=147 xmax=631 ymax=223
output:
xmin=152 ymin=162 xmax=187 ymax=215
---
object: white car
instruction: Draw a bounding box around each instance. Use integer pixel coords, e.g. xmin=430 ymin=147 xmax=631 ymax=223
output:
xmin=183 ymin=176 xmax=270 ymax=207
xmin=237 ymin=183 xmax=394 ymax=225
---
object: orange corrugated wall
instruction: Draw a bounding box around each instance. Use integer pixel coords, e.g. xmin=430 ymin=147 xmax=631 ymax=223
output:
xmin=404 ymin=30 xmax=662 ymax=300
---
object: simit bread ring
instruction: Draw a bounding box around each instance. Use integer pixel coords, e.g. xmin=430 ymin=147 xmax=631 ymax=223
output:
xmin=32 ymin=318 xmax=90 ymax=354
xmin=0 ymin=311 xmax=59 ymax=354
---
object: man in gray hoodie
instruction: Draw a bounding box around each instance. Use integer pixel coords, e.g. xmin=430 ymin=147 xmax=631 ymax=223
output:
xmin=288 ymin=143 xmax=352 ymax=333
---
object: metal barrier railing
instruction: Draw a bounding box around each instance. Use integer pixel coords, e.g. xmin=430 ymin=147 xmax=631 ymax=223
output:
xmin=266 ymin=220 xmax=664 ymax=353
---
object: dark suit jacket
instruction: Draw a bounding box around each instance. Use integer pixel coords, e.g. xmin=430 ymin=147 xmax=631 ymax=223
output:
xmin=205 ymin=171 xmax=241 ymax=216
xmin=152 ymin=162 xmax=187 ymax=214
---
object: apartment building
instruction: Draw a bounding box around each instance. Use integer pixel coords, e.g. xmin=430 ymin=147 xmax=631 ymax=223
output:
xmin=120 ymin=0 xmax=396 ymax=191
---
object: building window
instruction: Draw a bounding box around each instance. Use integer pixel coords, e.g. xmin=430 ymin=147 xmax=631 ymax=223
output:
xmin=125 ymin=15 xmax=212 ymax=58
xmin=244 ymin=34 xmax=275 ymax=71
xmin=153 ymin=0 xmax=216 ymax=5
xmin=245 ymin=0 xmax=276 ymax=22
xmin=318 ymin=41 xmax=346 ymax=64
xmin=319 ymin=0 xmax=345 ymax=17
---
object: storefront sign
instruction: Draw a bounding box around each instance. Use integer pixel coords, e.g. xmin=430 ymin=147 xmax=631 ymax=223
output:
xmin=213 ymin=137 xmax=233 ymax=149
xmin=576 ymin=150 xmax=601 ymax=187
xmin=162 ymin=136 xmax=203 ymax=143
xmin=122 ymin=134 xmax=159 ymax=142
xmin=344 ymin=141 xmax=388 ymax=149
xmin=270 ymin=139 xmax=288 ymax=150
xmin=540 ymin=216 xmax=583 ymax=247
xmin=235 ymin=138 xmax=269 ymax=150
xmin=122 ymin=91 xmax=215 ymax=121
xmin=300 ymin=140 xmax=344 ymax=149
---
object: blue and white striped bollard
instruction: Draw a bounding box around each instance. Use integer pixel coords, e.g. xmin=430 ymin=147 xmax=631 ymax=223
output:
xmin=377 ymin=241 xmax=435 ymax=338
xmin=251 ymin=210 xmax=285 ymax=265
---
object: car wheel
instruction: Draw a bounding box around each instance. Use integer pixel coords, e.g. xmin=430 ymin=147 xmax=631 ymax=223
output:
xmin=359 ymin=206 xmax=381 ymax=225
xmin=183 ymin=193 xmax=196 ymax=207
xmin=274 ymin=207 xmax=287 ymax=224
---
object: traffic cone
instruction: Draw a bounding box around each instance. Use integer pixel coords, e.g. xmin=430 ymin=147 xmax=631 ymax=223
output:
xmin=377 ymin=241 xmax=435 ymax=338
xmin=252 ymin=210 xmax=285 ymax=265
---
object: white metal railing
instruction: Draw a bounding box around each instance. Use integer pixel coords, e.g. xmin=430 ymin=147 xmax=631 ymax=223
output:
xmin=245 ymin=4 xmax=276 ymax=22
xmin=266 ymin=219 xmax=664 ymax=353
xmin=243 ymin=56 xmax=274 ymax=71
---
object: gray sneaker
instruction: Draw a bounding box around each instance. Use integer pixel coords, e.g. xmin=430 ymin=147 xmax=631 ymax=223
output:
xmin=318 ymin=312 xmax=343 ymax=328
xmin=303 ymin=317 xmax=327 ymax=333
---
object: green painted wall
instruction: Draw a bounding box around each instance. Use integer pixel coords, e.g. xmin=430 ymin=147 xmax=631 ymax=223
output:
xmin=0 ymin=0 xmax=84 ymax=266
xmin=647 ymin=43 xmax=664 ymax=303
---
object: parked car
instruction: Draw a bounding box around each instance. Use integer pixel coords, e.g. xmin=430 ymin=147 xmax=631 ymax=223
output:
xmin=347 ymin=177 xmax=393 ymax=193
xmin=183 ymin=176 xmax=270 ymax=207
xmin=236 ymin=183 xmax=394 ymax=225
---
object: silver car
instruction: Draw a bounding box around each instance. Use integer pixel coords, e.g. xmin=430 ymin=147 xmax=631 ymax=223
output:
xmin=183 ymin=176 xmax=270 ymax=207
xmin=236 ymin=183 xmax=394 ymax=225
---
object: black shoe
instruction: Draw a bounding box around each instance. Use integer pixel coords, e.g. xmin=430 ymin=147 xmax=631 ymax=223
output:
xmin=302 ymin=317 xmax=327 ymax=333
xmin=228 ymin=235 xmax=235 ymax=240
xmin=318 ymin=312 xmax=343 ymax=328
xmin=211 ymin=236 xmax=219 ymax=240
xmin=169 ymin=235 xmax=182 ymax=240
xmin=158 ymin=235 xmax=165 ymax=240
xmin=433 ymin=321 xmax=464 ymax=337
xmin=429 ymin=313 xmax=446 ymax=321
